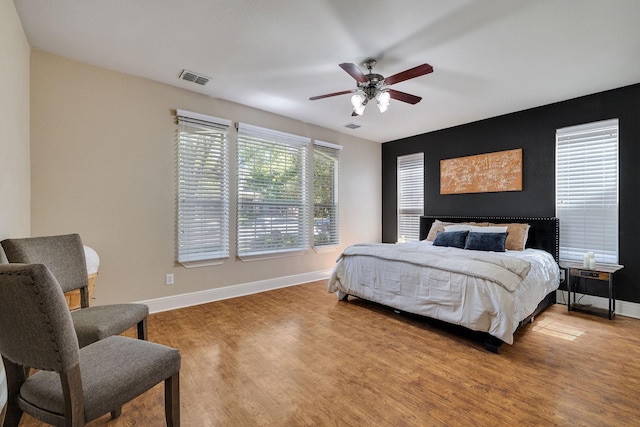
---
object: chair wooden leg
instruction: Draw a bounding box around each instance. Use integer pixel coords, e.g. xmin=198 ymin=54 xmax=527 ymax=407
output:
xmin=164 ymin=373 xmax=180 ymax=427
xmin=111 ymin=407 xmax=122 ymax=419
xmin=137 ymin=318 xmax=148 ymax=341
xmin=2 ymin=358 xmax=25 ymax=427
xmin=60 ymin=364 xmax=85 ymax=427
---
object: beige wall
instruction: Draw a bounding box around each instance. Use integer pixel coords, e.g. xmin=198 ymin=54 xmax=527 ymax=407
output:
xmin=0 ymin=0 xmax=31 ymax=245
xmin=30 ymin=51 xmax=381 ymax=305
xmin=0 ymin=0 xmax=31 ymax=411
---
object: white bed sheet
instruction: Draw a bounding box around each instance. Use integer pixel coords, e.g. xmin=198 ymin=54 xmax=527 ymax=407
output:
xmin=328 ymin=241 xmax=560 ymax=345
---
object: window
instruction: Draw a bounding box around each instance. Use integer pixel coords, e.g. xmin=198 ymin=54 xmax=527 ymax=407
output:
xmin=237 ymin=123 xmax=309 ymax=258
xmin=176 ymin=110 xmax=231 ymax=266
xmin=556 ymin=119 xmax=619 ymax=264
xmin=397 ymin=153 xmax=424 ymax=242
xmin=313 ymin=141 xmax=341 ymax=248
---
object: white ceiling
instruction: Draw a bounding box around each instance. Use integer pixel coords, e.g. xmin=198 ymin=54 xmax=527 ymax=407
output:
xmin=14 ymin=0 xmax=640 ymax=143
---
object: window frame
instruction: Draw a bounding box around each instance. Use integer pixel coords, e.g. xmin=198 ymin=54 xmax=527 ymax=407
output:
xmin=313 ymin=140 xmax=342 ymax=250
xmin=176 ymin=109 xmax=231 ymax=267
xmin=555 ymin=118 xmax=619 ymax=264
xmin=236 ymin=123 xmax=310 ymax=260
xmin=397 ymin=152 xmax=425 ymax=242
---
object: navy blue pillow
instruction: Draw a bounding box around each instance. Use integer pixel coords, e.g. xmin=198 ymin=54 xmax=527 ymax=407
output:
xmin=464 ymin=232 xmax=508 ymax=252
xmin=433 ymin=230 xmax=469 ymax=249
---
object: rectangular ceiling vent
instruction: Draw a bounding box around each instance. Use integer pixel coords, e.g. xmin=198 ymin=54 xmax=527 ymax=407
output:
xmin=344 ymin=123 xmax=361 ymax=130
xmin=179 ymin=69 xmax=211 ymax=86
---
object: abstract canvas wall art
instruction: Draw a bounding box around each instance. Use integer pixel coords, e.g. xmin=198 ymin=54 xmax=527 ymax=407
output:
xmin=440 ymin=148 xmax=522 ymax=194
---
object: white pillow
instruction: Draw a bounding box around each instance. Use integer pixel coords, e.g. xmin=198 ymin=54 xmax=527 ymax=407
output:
xmin=469 ymin=225 xmax=508 ymax=233
xmin=444 ymin=224 xmax=472 ymax=232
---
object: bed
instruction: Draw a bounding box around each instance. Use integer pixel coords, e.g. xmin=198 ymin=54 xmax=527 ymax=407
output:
xmin=328 ymin=216 xmax=560 ymax=352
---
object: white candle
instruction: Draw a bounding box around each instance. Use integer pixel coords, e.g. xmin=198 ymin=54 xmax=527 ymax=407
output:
xmin=589 ymin=257 xmax=596 ymax=269
xmin=583 ymin=253 xmax=590 ymax=268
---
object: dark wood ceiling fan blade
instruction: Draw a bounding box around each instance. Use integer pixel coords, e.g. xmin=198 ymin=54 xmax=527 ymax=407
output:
xmin=339 ymin=63 xmax=369 ymax=83
xmin=388 ymin=89 xmax=422 ymax=105
xmin=384 ymin=64 xmax=433 ymax=86
xmin=309 ymin=90 xmax=353 ymax=100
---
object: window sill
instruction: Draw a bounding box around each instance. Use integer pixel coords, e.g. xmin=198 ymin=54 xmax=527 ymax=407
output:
xmin=179 ymin=258 xmax=227 ymax=268
xmin=238 ymin=248 xmax=308 ymax=262
xmin=313 ymin=245 xmax=338 ymax=254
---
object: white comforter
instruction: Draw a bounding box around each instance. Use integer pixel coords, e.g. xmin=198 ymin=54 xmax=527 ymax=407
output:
xmin=328 ymin=241 xmax=560 ymax=344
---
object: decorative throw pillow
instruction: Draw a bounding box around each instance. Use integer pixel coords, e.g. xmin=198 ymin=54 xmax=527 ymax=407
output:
xmin=488 ymin=223 xmax=531 ymax=251
xmin=426 ymin=220 xmax=454 ymax=241
xmin=433 ymin=230 xmax=469 ymax=249
xmin=444 ymin=224 xmax=472 ymax=232
xmin=464 ymin=232 xmax=508 ymax=252
xmin=427 ymin=221 xmax=490 ymax=241
xmin=469 ymin=225 xmax=508 ymax=233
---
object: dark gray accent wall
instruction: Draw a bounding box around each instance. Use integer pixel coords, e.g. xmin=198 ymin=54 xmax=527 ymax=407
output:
xmin=382 ymin=83 xmax=640 ymax=303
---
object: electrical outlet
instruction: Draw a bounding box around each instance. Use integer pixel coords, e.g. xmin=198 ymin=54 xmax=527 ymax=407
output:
xmin=165 ymin=274 xmax=174 ymax=285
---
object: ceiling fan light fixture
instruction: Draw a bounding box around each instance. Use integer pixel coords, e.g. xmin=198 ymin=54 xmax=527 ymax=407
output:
xmin=350 ymin=92 xmax=366 ymax=108
xmin=376 ymin=90 xmax=391 ymax=113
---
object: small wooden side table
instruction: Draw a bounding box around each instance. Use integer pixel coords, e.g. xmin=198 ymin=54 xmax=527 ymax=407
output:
xmin=560 ymin=260 xmax=623 ymax=319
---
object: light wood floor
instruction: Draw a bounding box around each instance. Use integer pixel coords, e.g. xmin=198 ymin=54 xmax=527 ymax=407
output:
xmin=18 ymin=281 xmax=640 ymax=426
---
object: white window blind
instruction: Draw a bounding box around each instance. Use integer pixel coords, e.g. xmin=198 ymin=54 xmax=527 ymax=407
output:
xmin=177 ymin=109 xmax=231 ymax=266
xmin=313 ymin=141 xmax=341 ymax=247
xmin=237 ymin=123 xmax=310 ymax=258
xmin=556 ymin=118 xmax=619 ymax=264
xmin=397 ymin=153 xmax=424 ymax=242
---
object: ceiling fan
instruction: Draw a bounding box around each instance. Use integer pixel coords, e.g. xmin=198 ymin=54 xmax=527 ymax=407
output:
xmin=309 ymin=59 xmax=434 ymax=116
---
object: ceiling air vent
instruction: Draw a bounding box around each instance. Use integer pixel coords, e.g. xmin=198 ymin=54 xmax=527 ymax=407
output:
xmin=179 ymin=69 xmax=211 ymax=86
xmin=344 ymin=123 xmax=361 ymax=130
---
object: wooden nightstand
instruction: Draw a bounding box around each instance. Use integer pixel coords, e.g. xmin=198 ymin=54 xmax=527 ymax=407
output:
xmin=560 ymin=260 xmax=623 ymax=319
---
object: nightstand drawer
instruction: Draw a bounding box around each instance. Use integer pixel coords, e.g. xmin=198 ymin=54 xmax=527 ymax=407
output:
xmin=569 ymin=268 xmax=609 ymax=281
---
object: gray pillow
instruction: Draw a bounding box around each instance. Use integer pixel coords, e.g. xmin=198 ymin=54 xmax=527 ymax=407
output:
xmin=464 ymin=232 xmax=508 ymax=252
xmin=433 ymin=230 xmax=469 ymax=249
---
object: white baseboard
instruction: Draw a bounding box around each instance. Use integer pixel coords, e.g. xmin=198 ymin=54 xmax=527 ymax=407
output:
xmin=139 ymin=269 xmax=333 ymax=314
xmin=139 ymin=278 xmax=640 ymax=319
xmin=556 ymin=290 xmax=640 ymax=319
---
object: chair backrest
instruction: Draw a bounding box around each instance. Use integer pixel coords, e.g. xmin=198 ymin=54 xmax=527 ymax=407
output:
xmin=0 ymin=264 xmax=80 ymax=373
xmin=1 ymin=234 xmax=88 ymax=293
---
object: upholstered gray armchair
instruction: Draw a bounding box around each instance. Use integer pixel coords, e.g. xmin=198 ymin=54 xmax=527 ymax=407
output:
xmin=0 ymin=263 xmax=181 ymax=426
xmin=1 ymin=234 xmax=149 ymax=348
